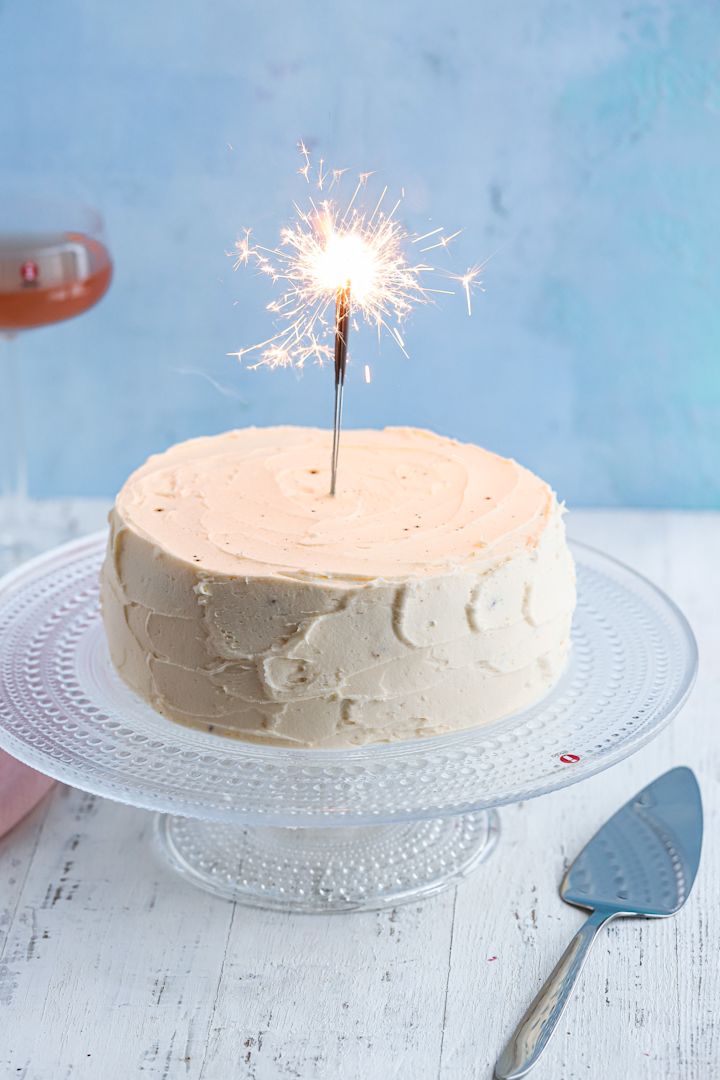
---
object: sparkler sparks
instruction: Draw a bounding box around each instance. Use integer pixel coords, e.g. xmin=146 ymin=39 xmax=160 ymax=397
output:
xmin=450 ymin=265 xmax=486 ymax=317
xmin=230 ymin=144 xmax=484 ymax=492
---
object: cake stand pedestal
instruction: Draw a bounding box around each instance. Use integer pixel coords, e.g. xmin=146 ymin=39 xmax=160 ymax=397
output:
xmin=155 ymin=811 xmax=499 ymax=912
xmin=0 ymin=535 xmax=697 ymax=913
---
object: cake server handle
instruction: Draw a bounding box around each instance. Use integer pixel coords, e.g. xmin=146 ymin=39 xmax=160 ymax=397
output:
xmin=494 ymin=907 xmax=616 ymax=1079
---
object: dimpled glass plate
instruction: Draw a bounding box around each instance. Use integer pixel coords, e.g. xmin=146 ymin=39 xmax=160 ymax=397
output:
xmin=0 ymin=533 xmax=697 ymax=912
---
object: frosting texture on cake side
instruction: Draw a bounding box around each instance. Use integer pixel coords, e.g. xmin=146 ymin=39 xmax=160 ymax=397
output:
xmin=100 ymin=426 xmax=576 ymax=747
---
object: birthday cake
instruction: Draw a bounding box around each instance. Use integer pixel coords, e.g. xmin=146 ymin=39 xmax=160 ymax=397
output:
xmin=100 ymin=426 xmax=576 ymax=747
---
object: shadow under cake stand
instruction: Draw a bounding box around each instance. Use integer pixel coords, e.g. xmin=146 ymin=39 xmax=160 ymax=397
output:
xmin=0 ymin=534 xmax=697 ymax=913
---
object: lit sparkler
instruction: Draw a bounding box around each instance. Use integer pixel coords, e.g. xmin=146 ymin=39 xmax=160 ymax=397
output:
xmin=230 ymin=143 xmax=484 ymax=494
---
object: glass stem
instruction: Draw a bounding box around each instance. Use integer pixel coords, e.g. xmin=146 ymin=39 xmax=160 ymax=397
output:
xmin=0 ymin=333 xmax=28 ymax=552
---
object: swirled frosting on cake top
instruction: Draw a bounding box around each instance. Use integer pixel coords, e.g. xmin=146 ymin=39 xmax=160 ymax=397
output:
xmin=113 ymin=426 xmax=554 ymax=582
xmin=101 ymin=427 xmax=576 ymax=748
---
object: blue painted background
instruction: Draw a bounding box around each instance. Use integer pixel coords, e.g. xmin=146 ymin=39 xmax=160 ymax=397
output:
xmin=1 ymin=1 xmax=718 ymax=506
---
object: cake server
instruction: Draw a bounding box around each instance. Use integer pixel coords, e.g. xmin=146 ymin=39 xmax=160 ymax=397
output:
xmin=495 ymin=766 xmax=702 ymax=1079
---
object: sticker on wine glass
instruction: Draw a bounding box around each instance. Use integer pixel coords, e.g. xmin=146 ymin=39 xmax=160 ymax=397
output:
xmin=20 ymin=260 xmax=39 ymax=285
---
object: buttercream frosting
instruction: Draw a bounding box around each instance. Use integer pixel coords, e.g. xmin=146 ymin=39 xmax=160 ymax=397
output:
xmin=100 ymin=426 xmax=576 ymax=747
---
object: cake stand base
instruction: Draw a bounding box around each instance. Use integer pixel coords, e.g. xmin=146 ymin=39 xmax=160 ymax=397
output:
xmin=154 ymin=810 xmax=500 ymax=913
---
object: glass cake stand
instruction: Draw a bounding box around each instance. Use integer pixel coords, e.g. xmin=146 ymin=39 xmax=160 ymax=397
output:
xmin=0 ymin=534 xmax=697 ymax=913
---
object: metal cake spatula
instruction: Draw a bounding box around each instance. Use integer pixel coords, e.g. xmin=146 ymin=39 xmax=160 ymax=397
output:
xmin=495 ymin=766 xmax=703 ymax=1079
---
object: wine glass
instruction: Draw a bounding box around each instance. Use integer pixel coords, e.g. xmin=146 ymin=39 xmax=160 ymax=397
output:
xmin=0 ymin=189 xmax=112 ymax=572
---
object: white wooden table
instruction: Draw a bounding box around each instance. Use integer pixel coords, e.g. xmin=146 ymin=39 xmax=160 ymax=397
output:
xmin=1 ymin=506 xmax=717 ymax=1080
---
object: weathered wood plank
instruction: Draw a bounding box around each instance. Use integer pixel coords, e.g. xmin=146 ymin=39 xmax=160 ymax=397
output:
xmin=0 ymin=787 xmax=236 ymax=1079
xmin=195 ymin=894 xmax=456 ymax=1079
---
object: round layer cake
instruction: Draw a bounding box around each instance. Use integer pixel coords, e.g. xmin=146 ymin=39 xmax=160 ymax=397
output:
xmin=100 ymin=426 xmax=576 ymax=747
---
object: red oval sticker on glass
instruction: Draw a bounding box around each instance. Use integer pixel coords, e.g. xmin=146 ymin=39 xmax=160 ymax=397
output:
xmin=559 ymin=753 xmax=580 ymax=764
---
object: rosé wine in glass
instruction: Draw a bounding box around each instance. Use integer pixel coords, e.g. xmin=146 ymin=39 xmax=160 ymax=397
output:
xmin=0 ymin=191 xmax=112 ymax=571
xmin=0 ymin=231 xmax=112 ymax=331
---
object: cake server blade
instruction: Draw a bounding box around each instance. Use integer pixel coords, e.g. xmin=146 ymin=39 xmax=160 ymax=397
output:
xmin=495 ymin=766 xmax=702 ymax=1079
